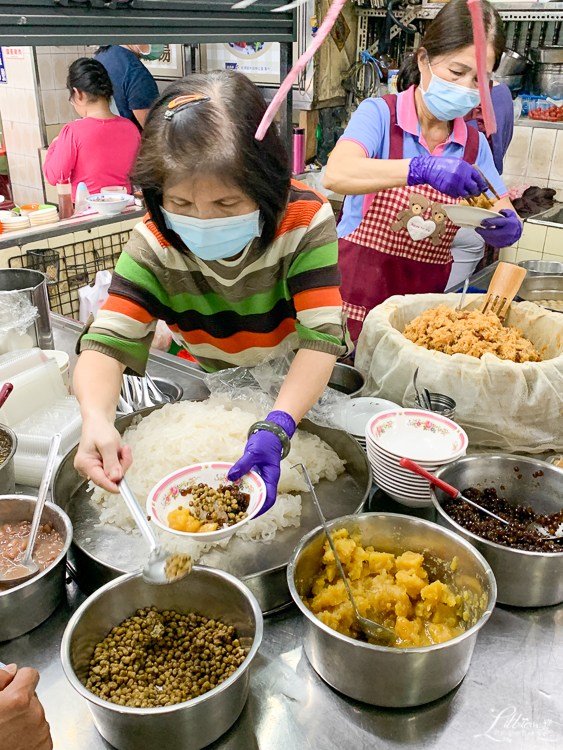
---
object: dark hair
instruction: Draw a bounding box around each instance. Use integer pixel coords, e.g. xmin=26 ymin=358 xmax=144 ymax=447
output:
xmin=133 ymin=71 xmax=292 ymax=253
xmin=67 ymin=58 xmax=113 ymax=102
xmin=397 ymin=0 xmax=505 ymax=92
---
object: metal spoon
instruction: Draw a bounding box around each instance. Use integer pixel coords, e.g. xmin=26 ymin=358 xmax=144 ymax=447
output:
xmin=457 ymin=278 xmax=470 ymax=311
xmin=118 ymin=477 xmax=192 ymax=584
xmin=293 ymin=462 xmax=398 ymax=645
xmin=413 ymin=367 xmax=424 ymax=406
xmin=1 ymin=433 xmax=62 ymax=584
xmin=400 ymin=458 xmax=510 ymax=525
xmin=146 ymin=373 xmax=170 ymax=404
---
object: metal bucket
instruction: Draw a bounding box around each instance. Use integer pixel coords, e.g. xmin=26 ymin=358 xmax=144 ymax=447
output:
xmin=0 ymin=268 xmax=54 ymax=350
xmin=0 ymin=425 xmax=16 ymax=495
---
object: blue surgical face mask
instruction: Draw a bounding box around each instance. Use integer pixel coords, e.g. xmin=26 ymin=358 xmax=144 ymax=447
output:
xmin=420 ymin=63 xmax=481 ymax=121
xmin=161 ymin=207 xmax=262 ymax=261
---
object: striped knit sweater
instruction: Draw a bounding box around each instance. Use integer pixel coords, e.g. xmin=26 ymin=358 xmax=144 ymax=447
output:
xmin=79 ymin=181 xmax=349 ymax=373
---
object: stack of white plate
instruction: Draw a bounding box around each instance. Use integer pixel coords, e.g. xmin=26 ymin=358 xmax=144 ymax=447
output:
xmin=29 ymin=207 xmax=59 ymax=227
xmin=331 ymin=397 xmax=399 ymax=449
xmin=0 ymin=211 xmax=30 ymax=232
xmin=365 ymin=408 xmax=468 ymax=507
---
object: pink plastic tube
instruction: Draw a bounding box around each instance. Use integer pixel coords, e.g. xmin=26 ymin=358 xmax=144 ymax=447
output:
xmin=255 ymin=0 xmax=348 ymax=141
xmin=467 ymin=0 xmax=496 ymax=136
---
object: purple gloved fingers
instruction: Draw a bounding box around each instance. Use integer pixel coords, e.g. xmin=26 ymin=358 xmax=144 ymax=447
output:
xmin=408 ymin=155 xmax=488 ymax=199
xmin=475 ymin=209 xmax=522 ymax=248
xmin=228 ymin=431 xmax=284 ymax=516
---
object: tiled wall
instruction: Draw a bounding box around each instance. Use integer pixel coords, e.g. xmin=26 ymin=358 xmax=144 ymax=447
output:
xmin=0 ymin=48 xmax=44 ymax=206
xmin=503 ymin=125 xmax=563 ymax=201
xmin=500 ymin=221 xmax=563 ymax=264
xmin=35 ymin=46 xmax=95 ymax=144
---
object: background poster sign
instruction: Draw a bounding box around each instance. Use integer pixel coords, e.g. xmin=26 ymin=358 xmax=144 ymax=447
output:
xmin=205 ymin=42 xmax=281 ymax=85
xmin=142 ymin=44 xmax=184 ymax=79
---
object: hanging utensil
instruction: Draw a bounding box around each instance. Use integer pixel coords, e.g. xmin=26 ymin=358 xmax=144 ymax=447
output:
xmin=0 ymin=433 xmax=61 ymax=584
xmin=294 ymin=462 xmax=398 ymax=645
xmin=0 ymin=383 xmax=13 ymax=409
xmin=400 ymin=458 xmax=510 ymax=525
xmin=480 ymin=262 xmax=527 ymax=319
xmin=118 ymin=477 xmax=192 ymax=584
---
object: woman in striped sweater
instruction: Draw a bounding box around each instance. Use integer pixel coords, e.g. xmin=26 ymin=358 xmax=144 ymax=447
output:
xmin=73 ymin=71 xmax=349 ymax=511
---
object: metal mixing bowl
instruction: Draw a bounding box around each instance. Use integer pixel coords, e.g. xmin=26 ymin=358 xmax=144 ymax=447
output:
xmin=61 ymin=566 xmax=263 ymax=750
xmin=0 ymin=495 xmax=72 ymax=641
xmin=288 ymin=513 xmax=495 ymax=707
xmin=431 ymin=454 xmax=563 ymax=607
xmin=329 ymin=363 xmax=365 ymax=397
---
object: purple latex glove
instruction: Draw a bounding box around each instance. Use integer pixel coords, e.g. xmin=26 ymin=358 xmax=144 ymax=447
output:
xmin=228 ymin=410 xmax=296 ymax=516
xmin=475 ymin=209 xmax=523 ymax=248
xmin=408 ymin=155 xmax=488 ymax=199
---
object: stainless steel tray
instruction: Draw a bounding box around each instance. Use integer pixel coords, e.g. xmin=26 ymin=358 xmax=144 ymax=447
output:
xmin=518 ymin=275 xmax=563 ymax=313
xmin=53 ymin=406 xmax=371 ymax=614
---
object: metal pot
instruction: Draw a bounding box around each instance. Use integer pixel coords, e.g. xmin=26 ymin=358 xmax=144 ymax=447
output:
xmin=492 ymin=73 xmax=524 ymax=93
xmin=534 ymin=63 xmax=563 ymax=98
xmin=0 ymin=495 xmax=72 ymax=641
xmin=496 ymin=49 xmax=530 ymax=76
xmin=288 ymin=512 xmax=496 ymax=707
xmin=0 ymin=425 xmax=16 ymax=495
xmin=431 ymin=454 xmax=563 ymax=607
xmin=518 ymin=260 xmax=563 ymax=276
xmin=329 ymin=363 xmax=365 ymax=397
xmin=61 ymin=567 xmax=263 ymax=750
xmin=0 ymin=268 xmax=54 ymax=350
xmin=531 ymin=47 xmax=563 ymax=64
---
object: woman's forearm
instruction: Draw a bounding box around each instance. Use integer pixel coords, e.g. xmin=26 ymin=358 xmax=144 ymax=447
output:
xmin=74 ymin=350 xmax=125 ymax=422
xmin=324 ymin=141 xmax=410 ymax=196
xmin=274 ymin=349 xmax=337 ymax=425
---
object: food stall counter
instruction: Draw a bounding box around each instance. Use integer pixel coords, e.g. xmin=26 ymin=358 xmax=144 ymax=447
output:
xmin=0 ymin=314 xmax=561 ymax=750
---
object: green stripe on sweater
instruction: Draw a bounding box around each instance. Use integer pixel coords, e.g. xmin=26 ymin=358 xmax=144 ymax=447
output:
xmin=287 ymin=242 xmax=338 ymax=279
xmin=82 ymin=333 xmax=149 ymax=362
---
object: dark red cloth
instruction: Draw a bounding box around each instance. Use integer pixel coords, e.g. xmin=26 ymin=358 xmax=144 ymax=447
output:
xmin=339 ymin=241 xmax=452 ymax=341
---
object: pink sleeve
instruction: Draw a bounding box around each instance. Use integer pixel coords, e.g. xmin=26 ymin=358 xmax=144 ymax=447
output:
xmin=43 ymin=125 xmax=77 ymax=186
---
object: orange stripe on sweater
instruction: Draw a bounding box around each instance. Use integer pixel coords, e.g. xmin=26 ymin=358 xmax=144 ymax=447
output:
xmin=275 ymin=199 xmax=325 ymax=240
xmin=180 ymin=318 xmax=296 ymax=354
xmin=293 ymin=287 xmax=342 ymax=313
xmin=101 ymin=295 xmax=156 ymax=324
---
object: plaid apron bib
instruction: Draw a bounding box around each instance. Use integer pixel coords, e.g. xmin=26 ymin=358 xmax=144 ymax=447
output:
xmin=339 ymin=94 xmax=480 ymax=340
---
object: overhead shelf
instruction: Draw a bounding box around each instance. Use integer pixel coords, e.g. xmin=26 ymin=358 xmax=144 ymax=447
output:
xmin=356 ymin=2 xmax=563 ymax=21
xmin=0 ymin=0 xmax=296 ymax=46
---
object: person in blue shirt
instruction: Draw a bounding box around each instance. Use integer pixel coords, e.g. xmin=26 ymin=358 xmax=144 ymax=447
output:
xmin=95 ymin=45 xmax=162 ymax=130
xmin=324 ymin=0 xmax=522 ymax=342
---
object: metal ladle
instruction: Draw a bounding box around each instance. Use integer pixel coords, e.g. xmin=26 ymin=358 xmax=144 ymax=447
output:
xmin=118 ymin=477 xmax=192 ymax=584
xmin=293 ymin=462 xmax=398 ymax=645
xmin=1 ymin=432 xmax=62 ymax=585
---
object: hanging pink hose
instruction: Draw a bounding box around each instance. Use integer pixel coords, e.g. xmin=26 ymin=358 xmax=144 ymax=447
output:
xmin=255 ymin=0 xmax=348 ymax=140
xmin=467 ymin=0 xmax=496 ymax=136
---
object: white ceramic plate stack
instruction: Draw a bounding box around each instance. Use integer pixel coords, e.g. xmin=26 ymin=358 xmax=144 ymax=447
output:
xmin=0 ymin=211 xmax=30 ymax=232
xmin=365 ymin=408 xmax=468 ymax=507
xmin=29 ymin=207 xmax=59 ymax=227
xmin=331 ymin=397 xmax=400 ymax=449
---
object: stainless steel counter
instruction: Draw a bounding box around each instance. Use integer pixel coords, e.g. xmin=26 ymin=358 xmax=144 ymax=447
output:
xmin=1 ymin=315 xmax=562 ymax=750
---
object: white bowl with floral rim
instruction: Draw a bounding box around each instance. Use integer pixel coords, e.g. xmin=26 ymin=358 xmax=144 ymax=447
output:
xmin=366 ymin=409 xmax=468 ymax=463
xmin=147 ymin=461 xmax=267 ymax=542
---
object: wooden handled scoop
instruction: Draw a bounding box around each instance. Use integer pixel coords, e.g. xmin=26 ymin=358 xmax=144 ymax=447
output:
xmin=480 ymin=262 xmax=527 ymax=319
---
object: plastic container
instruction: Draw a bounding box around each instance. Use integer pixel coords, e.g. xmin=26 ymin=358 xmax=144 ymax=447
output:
xmin=0 ymin=358 xmax=67 ymax=427
xmin=0 ymin=347 xmax=47 ymax=382
xmin=74 ymin=182 xmax=89 ymax=214
xmin=43 ymin=350 xmax=71 ymax=393
xmin=57 ymin=180 xmax=73 ymax=220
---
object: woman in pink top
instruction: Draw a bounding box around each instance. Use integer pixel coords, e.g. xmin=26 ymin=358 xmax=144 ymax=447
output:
xmin=44 ymin=58 xmax=141 ymax=201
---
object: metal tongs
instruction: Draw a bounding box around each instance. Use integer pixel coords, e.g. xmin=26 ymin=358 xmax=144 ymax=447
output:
xmin=294 ymin=462 xmax=398 ymax=644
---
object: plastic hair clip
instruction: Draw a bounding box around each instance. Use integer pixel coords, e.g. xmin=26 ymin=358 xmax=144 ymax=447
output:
xmin=164 ymin=95 xmax=211 ymax=120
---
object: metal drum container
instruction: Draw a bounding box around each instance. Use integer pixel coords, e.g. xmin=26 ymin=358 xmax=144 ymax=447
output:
xmin=431 ymin=455 xmax=563 ymax=607
xmin=0 ymin=268 xmax=54 ymax=349
xmin=61 ymin=567 xmax=262 ymax=750
xmin=518 ymin=275 xmax=563 ymax=312
xmin=0 ymin=425 xmax=17 ymax=495
xmin=0 ymin=495 xmax=72 ymax=641
xmin=288 ymin=513 xmax=496 ymax=707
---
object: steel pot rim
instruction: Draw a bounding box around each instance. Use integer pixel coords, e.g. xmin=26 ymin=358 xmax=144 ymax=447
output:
xmin=0 ymin=267 xmax=48 ymax=293
xmin=287 ymin=511 xmax=497 ymax=654
xmin=60 ymin=565 xmax=264 ymax=715
xmin=431 ymin=454 xmax=563 ymax=559
xmin=0 ymin=495 xmax=72 ymax=597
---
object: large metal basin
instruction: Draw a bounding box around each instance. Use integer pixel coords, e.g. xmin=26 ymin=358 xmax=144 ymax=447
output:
xmin=431 ymin=454 xmax=563 ymax=607
xmin=0 ymin=495 xmax=72 ymax=641
xmin=61 ymin=567 xmax=262 ymax=750
xmin=53 ymin=405 xmax=371 ymax=612
xmin=288 ymin=512 xmax=496 ymax=707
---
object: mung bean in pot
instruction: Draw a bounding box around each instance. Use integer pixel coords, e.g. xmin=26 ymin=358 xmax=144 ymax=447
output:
xmin=85 ymin=607 xmax=248 ymax=708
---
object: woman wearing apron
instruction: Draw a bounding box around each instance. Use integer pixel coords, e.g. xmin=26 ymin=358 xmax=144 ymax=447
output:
xmin=324 ymin=0 xmax=522 ymax=342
